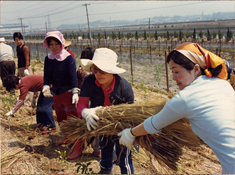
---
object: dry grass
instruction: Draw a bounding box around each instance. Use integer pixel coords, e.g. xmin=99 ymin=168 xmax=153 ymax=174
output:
xmin=60 ymin=98 xmax=204 ymax=174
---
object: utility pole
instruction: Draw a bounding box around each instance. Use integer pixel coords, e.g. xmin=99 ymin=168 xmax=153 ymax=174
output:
xmin=19 ymin=17 xmax=25 ymax=41
xmin=82 ymin=3 xmax=92 ymax=46
xmin=45 ymin=22 xmax=47 ymax=33
xmin=149 ymin=18 xmax=150 ymax=40
xmin=148 ymin=18 xmax=150 ymax=49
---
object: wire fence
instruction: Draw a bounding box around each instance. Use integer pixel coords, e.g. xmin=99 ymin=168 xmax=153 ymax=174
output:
xmin=8 ymin=40 xmax=235 ymax=92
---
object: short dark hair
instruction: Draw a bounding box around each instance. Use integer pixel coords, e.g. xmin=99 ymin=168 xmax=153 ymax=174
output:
xmin=167 ymin=50 xmax=222 ymax=77
xmin=80 ymin=47 xmax=95 ymax=60
xmin=13 ymin=32 xmax=23 ymax=41
xmin=2 ymin=75 xmax=20 ymax=92
xmin=46 ymin=37 xmax=61 ymax=47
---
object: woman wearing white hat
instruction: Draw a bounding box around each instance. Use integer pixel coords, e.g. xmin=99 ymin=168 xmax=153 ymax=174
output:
xmin=77 ymin=48 xmax=134 ymax=174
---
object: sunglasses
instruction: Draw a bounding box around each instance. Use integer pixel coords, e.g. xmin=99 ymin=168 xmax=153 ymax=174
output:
xmin=90 ymin=66 xmax=107 ymax=75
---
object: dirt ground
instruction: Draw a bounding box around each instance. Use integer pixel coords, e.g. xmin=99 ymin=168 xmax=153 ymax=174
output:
xmin=0 ymin=58 xmax=224 ymax=174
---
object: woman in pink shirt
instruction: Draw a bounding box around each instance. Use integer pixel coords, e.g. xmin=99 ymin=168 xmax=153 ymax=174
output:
xmin=3 ymin=74 xmax=55 ymax=132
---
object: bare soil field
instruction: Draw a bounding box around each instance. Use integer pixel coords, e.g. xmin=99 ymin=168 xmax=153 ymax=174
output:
xmin=0 ymin=57 xmax=229 ymax=174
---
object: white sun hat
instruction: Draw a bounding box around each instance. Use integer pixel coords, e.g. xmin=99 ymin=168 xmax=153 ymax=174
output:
xmin=80 ymin=48 xmax=126 ymax=74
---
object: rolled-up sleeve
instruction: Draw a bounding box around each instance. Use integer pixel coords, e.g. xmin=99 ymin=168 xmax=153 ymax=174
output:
xmin=143 ymin=94 xmax=187 ymax=134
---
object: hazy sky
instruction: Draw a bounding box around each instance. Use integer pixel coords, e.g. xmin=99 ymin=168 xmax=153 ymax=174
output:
xmin=1 ymin=1 xmax=235 ymax=29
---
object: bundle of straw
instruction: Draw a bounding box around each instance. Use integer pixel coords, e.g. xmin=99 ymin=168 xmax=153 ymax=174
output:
xmin=230 ymin=71 xmax=235 ymax=90
xmin=60 ymin=98 xmax=202 ymax=173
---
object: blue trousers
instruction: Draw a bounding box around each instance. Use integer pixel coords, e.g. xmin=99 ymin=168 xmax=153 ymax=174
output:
xmin=99 ymin=135 xmax=134 ymax=174
xmin=36 ymin=92 xmax=55 ymax=128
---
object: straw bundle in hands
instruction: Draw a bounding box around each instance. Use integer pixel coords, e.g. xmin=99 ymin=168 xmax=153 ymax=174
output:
xmin=60 ymin=98 xmax=201 ymax=173
xmin=230 ymin=71 xmax=235 ymax=90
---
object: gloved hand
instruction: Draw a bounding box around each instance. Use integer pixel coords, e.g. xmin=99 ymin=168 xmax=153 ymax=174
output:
xmin=42 ymin=85 xmax=53 ymax=97
xmin=118 ymin=128 xmax=136 ymax=150
xmin=31 ymin=97 xmax=37 ymax=108
xmin=24 ymin=69 xmax=29 ymax=76
xmin=16 ymin=69 xmax=19 ymax=76
xmin=5 ymin=110 xmax=14 ymax=117
xmin=82 ymin=106 xmax=102 ymax=131
xmin=72 ymin=88 xmax=79 ymax=107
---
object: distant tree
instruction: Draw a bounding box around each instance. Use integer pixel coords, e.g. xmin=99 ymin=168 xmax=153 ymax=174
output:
xmin=121 ymin=33 xmax=124 ymax=38
xmin=92 ymin=33 xmax=95 ymax=39
xmin=218 ymin=30 xmax=223 ymax=40
xmin=104 ymin=31 xmax=107 ymax=39
xmin=167 ymin=31 xmax=170 ymax=39
xmin=179 ymin=31 xmax=183 ymax=41
xmin=185 ymin=30 xmax=191 ymax=38
xmin=135 ymin=30 xmax=139 ymax=40
xmin=97 ymin=32 xmax=101 ymax=40
xmin=226 ymin=27 xmax=233 ymax=42
xmin=154 ymin=30 xmax=158 ymax=40
xmin=143 ymin=30 xmax=147 ymax=40
xmin=112 ymin=31 xmax=116 ymax=39
xmin=158 ymin=33 xmax=163 ymax=38
xmin=206 ymin=29 xmax=211 ymax=41
xmin=118 ymin=31 xmax=121 ymax=39
xmin=198 ymin=30 xmax=203 ymax=39
xmin=163 ymin=32 xmax=167 ymax=38
xmin=212 ymin=30 xmax=217 ymax=40
xmin=64 ymin=32 xmax=68 ymax=39
xmin=193 ymin=28 xmax=196 ymax=41
xmin=127 ymin=32 xmax=131 ymax=40
xmin=173 ymin=31 xmax=178 ymax=38
xmin=82 ymin=33 xmax=85 ymax=39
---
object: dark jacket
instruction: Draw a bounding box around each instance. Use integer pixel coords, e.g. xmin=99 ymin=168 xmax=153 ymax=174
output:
xmin=43 ymin=55 xmax=78 ymax=95
xmin=79 ymin=74 xmax=134 ymax=107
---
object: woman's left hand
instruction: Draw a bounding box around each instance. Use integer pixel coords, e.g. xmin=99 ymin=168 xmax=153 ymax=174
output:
xmin=72 ymin=93 xmax=79 ymax=106
xmin=118 ymin=128 xmax=136 ymax=150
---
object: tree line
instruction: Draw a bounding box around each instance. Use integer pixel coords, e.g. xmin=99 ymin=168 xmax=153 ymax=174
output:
xmin=4 ymin=27 xmax=234 ymax=42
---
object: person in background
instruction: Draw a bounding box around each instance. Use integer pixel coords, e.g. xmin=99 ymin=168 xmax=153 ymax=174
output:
xmin=42 ymin=30 xmax=79 ymax=158
xmin=77 ymin=47 xmax=94 ymax=87
xmin=64 ymin=40 xmax=75 ymax=58
xmin=78 ymin=48 xmax=135 ymax=174
xmin=0 ymin=37 xmax=15 ymax=82
xmin=13 ymin=32 xmax=33 ymax=107
xmin=2 ymin=74 xmax=55 ymax=133
xmin=68 ymin=46 xmax=101 ymax=159
xmin=223 ymin=59 xmax=235 ymax=79
xmin=118 ymin=42 xmax=235 ymax=174
xmin=13 ymin=32 xmax=32 ymax=77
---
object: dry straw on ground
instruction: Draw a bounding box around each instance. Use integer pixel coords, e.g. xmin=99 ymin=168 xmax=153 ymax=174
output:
xmin=60 ymin=98 xmax=202 ymax=173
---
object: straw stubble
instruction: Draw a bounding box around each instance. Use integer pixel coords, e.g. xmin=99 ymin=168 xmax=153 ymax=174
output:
xmin=60 ymin=98 xmax=201 ymax=173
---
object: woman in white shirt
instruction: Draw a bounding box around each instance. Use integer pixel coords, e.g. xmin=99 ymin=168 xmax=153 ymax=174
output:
xmin=118 ymin=42 xmax=235 ymax=174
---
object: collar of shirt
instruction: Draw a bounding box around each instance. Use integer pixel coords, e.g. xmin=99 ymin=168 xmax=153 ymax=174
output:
xmin=95 ymin=76 xmax=116 ymax=94
xmin=95 ymin=76 xmax=116 ymax=106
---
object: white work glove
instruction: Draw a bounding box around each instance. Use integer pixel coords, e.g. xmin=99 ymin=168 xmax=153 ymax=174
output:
xmin=31 ymin=97 xmax=37 ymax=108
xmin=82 ymin=106 xmax=102 ymax=131
xmin=16 ymin=69 xmax=19 ymax=76
xmin=42 ymin=85 xmax=53 ymax=97
xmin=5 ymin=110 xmax=14 ymax=117
xmin=118 ymin=128 xmax=136 ymax=150
xmin=72 ymin=88 xmax=79 ymax=107
xmin=24 ymin=69 xmax=29 ymax=76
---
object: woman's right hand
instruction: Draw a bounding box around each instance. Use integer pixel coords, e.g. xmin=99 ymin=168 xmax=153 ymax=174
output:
xmin=82 ymin=106 xmax=102 ymax=131
xmin=42 ymin=85 xmax=53 ymax=97
xmin=118 ymin=128 xmax=136 ymax=150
